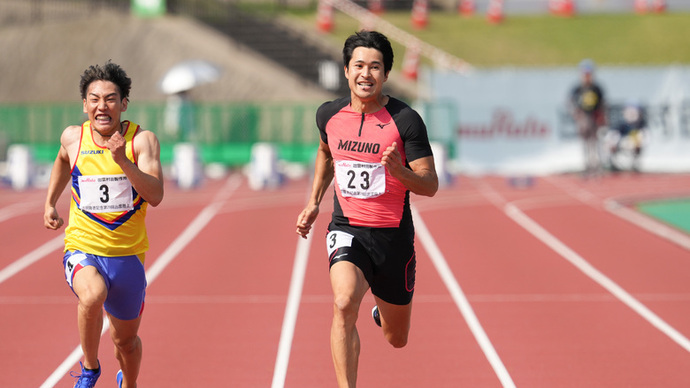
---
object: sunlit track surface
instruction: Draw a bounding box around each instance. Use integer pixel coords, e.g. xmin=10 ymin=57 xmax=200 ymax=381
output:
xmin=2 ymin=172 xmax=690 ymax=387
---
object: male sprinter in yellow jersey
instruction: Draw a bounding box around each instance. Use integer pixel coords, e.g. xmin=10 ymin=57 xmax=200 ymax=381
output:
xmin=44 ymin=61 xmax=164 ymax=388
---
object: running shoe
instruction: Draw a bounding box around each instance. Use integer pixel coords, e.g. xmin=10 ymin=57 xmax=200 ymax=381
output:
xmin=70 ymin=361 xmax=101 ymax=388
xmin=372 ymin=305 xmax=381 ymax=327
xmin=116 ymin=370 xmax=123 ymax=388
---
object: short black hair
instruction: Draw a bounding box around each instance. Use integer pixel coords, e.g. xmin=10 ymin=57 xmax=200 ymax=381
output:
xmin=79 ymin=60 xmax=132 ymax=100
xmin=342 ymin=30 xmax=394 ymax=74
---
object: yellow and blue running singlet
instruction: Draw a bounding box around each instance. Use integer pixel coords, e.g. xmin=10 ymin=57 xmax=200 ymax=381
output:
xmin=64 ymin=121 xmax=148 ymax=259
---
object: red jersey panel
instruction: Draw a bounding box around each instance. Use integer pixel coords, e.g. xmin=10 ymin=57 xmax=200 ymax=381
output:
xmin=317 ymin=96 xmax=433 ymax=228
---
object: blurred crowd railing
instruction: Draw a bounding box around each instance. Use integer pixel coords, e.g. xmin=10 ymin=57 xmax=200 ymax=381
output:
xmin=0 ymin=102 xmax=322 ymax=166
xmin=0 ymin=101 xmax=457 ymax=166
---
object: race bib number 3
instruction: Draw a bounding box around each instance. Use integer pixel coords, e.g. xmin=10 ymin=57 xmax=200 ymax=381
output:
xmin=78 ymin=174 xmax=133 ymax=213
xmin=326 ymin=230 xmax=355 ymax=257
xmin=335 ymin=160 xmax=386 ymax=199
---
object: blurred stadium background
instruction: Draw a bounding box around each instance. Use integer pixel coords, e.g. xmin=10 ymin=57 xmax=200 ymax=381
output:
xmin=1 ymin=0 xmax=690 ymax=190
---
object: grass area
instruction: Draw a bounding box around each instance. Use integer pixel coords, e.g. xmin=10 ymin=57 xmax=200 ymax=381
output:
xmin=280 ymin=10 xmax=690 ymax=69
xmin=637 ymin=199 xmax=690 ymax=233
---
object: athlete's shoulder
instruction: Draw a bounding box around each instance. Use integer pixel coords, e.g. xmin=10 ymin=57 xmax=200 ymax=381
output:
xmin=316 ymin=96 xmax=350 ymax=127
xmin=386 ymin=97 xmax=424 ymax=125
xmin=60 ymin=124 xmax=83 ymax=147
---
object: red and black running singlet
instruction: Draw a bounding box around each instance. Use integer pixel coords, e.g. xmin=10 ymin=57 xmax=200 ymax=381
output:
xmin=316 ymin=96 xmax=433 ymax=228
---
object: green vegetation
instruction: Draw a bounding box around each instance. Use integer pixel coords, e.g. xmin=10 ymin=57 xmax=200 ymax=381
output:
xmin=282 ymin=10 xmax=690 ymax=68
xmin=637 ymin=199 xmax=690 ymax=233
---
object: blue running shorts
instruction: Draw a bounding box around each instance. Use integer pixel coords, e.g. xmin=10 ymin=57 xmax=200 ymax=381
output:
xmin=63 ymin=250 xmax=147 ymax=320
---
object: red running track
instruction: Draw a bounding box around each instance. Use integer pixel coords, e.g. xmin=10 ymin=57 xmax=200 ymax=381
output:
xmin=2 ymin=172 xmax=690 ymax=387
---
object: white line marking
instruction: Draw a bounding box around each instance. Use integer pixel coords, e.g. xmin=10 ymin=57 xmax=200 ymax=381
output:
xmin=504 ymin=202 xmax=690 ymax=353
xmin=39 ymin=175 xmax=242 ymax=388
xmin=271 ymin=234 xmax=313 ymax=388
xmin=0 ymin=235 xmax=64 ymax=285
xmin=0 ymin=201 xmax=37 ymax=223
xmin=604 ymin=199 xmax=690 ymax=252
xmin=413 ymin=206 xmax=516 ymax=388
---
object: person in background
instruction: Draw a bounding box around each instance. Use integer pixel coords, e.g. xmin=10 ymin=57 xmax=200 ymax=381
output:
xmin=44 ymin=61 xmax=164 ymax=388
xmin=606 ymin=101 xmax=647 ymax=172
xmin=295 ymin=30 xmax=438 ymax=387
xmin=569 ymin=58 xmax=607 ymax=176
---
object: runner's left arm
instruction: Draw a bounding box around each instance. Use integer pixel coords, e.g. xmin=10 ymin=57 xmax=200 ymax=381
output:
xmin=382 ymin=142 xmax=438 ymax=197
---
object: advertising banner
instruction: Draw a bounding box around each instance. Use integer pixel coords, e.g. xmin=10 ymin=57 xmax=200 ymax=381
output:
xmin=428 ymin=66 xmax=690 ymax=174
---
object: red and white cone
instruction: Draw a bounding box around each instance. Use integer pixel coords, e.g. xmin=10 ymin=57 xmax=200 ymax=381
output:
xmin=651 ymin=0 xmax=666 ymax=13
xmin=401 ymin=45 xmax=421 ymax=81
xmin=316 ymin=0 xmax=334 ymax=33
xmin=458 ymin=0 xmax=475 ymax=17
xmin=634 ymin=0 xmax=648 ymax=14
xmin=368 ymin=0 xmax=384 ymax=15
xmin=486 ymin=0 xmax=504 ymax=24
xmin=548 ymin=0 xmax=574 ymax=17
xmin=411 ymin=0 xmax=428 ymax=30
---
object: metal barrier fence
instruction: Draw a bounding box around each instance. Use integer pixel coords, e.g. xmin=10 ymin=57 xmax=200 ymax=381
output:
xmin=0 ymin=100 xmax=457 ymax=165
xmin=0 ymin=102 xmax=322 ymax=165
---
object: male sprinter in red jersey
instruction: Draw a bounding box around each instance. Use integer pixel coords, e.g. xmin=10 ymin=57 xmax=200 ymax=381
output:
xmin=296 ymin=31 xmax=438 ymax=387
xmin=44 ymin=61 xmax=164 ymax=388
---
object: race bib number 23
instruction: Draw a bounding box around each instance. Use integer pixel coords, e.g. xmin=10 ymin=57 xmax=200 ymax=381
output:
xmin=335 ymin=160 xmax=386 ymax=199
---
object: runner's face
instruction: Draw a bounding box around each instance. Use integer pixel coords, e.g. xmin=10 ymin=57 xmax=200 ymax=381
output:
xmin=345 ymin=47 xmax=388 ymax=104
xmin=82 ymin=80 xmax=127 ymax=136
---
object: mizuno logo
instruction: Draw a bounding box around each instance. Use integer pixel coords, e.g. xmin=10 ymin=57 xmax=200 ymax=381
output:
xmin=376 ymin=123 xmax=390 ymax=129
xmin=337 ymin=139 xmax=381 ymax=154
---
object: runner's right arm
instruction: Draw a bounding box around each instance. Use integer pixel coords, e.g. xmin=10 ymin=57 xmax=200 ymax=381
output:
xmin=44 ymin=126 xmax=79 ymax=230
xmin=296 ymin=139 xmax=334 ymax=238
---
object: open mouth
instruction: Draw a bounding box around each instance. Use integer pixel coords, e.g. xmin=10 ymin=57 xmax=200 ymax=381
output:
xmin=357 ymin=81 xmax=374 ymax=91
xmin=95 ymin=114 xmax=112 ymax=125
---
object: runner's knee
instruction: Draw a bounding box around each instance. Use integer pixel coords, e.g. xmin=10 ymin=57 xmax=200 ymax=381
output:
xmin=75 ymin=275 xmax=107 ymax=311
xmin=112 ymin=334 xmax=141 ymax=355
xmin=383 ymin=328 xmax=409 ymax=348
xmin=332 ymin=295 xmax=360 ymax=324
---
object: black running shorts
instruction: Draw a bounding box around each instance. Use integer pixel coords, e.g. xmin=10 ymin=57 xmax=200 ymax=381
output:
xmin=326 ymin=224 xmax=416 ymax=305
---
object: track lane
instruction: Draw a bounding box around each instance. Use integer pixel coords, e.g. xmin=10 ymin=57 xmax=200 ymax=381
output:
xmin=285 ymin=189 xmax=505 ymax=387
xmin=3 ymin=173 xmax=690 ymax=386
xmin=472 ymin=174 xmax=690 ymax=387
xmin=132 ymin=176 xmax=306 ymax=386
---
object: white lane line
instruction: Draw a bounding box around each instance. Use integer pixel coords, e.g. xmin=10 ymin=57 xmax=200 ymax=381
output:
xmin=39 ymin=174 xmax=242 ymax=388
xmin=413 ymin=206 xmax=517 ymax=388
xmin=0 ymin=201 xmax=38 ymax=223
xmin=271 ymin=234 xmax=313 ymax=388
xmin=0 ymin=235 xmax=64 ymax=285
xmin=504 ymin=202 xmax=690 ymax=353
xmin=604 ymin=199 xmax=690 ymax=252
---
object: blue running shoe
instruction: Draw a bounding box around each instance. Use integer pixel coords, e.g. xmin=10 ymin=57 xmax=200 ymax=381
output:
xmin=70 ymin=361 xmax=101 ymax=388
xmin=372 ymin=305 xmax=381 ymax=327
xmin=116 ymin=370 xmax=123 ymax=388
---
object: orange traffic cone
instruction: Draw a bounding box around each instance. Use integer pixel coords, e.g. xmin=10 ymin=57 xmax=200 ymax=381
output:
xmin=411 ymin=0 xmax=429 ymax=30
xmin=316 ymin=0 xmax=334 ymax=33
xmin=458 ymin=0 xmax=475 ymax=17
xmin=634 ymin=0 xmax=648 ymax=14
xmin=549 ymin=0 xmax=575 ymax=17
xmin=401 ymin=45 xmax=421 ymax=81
xmin=486 ymin=0 xmax=504 ymax=24
xmin=368 ymin=0 xmax=384 ymax=15
xmin=651 ymin=0 xmax=666 ymax=12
